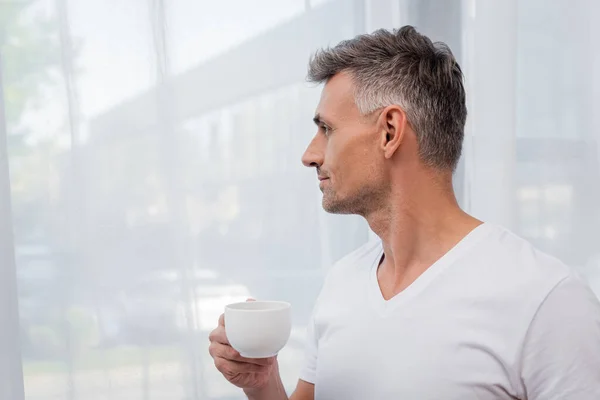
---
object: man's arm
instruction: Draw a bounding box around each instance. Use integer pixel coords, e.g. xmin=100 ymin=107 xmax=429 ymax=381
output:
xmin=290 ymin=380 xmax=315 ymax=400
xmin=521 ymin=274 xmax=600 ymax=399
xmin=244 ymin=375 xmax=314 ymax=400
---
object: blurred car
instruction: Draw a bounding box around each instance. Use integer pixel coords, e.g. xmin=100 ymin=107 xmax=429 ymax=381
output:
xmin=176 ymin=282 xmax=250 ymax=332
xmin=97 ymin=268 xmax=250 ymax=345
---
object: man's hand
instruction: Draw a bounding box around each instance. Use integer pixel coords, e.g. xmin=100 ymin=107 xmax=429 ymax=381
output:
xmin=208 ymin=300 xmax=278 ymax=390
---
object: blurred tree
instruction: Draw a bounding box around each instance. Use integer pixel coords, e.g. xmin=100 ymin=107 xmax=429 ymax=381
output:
xmin=0 ymin=1 xmax=60 ymax=134
xmin=0 ymin=2 xmax=62 ymax=241
xmin=0 ymin=1 xmax=70 ymax=366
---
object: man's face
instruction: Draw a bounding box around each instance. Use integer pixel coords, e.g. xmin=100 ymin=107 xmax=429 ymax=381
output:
xmin=301 ymin=72 xmax=387 ymax=215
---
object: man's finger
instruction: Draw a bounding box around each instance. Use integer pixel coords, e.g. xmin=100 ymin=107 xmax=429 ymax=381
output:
xmin=237 ymin=355 xmax=276 ymax=367
xmin=215 ymin=357 xmax=269 ymax=375
xmin=208 ymin=326 xmax=229 ymax=345
xmin=210 ymin=342 xmax=274 ymax=366
xmin=218 ymin=313 xmax=225 ymax=327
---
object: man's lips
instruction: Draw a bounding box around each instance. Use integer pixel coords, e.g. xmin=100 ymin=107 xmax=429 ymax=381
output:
xmin=318 ymin=176 xmax=329 ymax=181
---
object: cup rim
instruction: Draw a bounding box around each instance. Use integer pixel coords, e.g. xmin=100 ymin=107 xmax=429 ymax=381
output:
xmin=225 ymin=300 xmax=291 ymax=312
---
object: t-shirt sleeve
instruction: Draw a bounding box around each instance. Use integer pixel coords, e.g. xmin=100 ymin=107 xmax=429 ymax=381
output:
xmin=298 ymin=310 xmax=319 ymax=384
xmin=521 ymin=274 xmax=600 ymax=399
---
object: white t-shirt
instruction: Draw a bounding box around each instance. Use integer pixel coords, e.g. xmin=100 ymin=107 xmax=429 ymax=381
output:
xmin=300 ymin=223 xmax=600 ymax=399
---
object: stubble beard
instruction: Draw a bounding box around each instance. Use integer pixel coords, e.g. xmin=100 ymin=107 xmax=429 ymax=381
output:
xmin=321 ymin=182 xmax=387 ymax=217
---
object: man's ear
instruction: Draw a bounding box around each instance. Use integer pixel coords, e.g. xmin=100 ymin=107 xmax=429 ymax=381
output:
xmin=378 ymin=105 xmax=407 ymax=159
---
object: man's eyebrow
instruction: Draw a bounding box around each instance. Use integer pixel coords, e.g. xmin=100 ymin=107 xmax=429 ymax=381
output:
xmin=313 ymin=114 xmax=322 ymax=125
xmin=313 ymin=114 xmax=332 ymax=126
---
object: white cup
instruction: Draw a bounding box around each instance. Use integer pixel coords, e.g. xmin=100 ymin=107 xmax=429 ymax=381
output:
xmin=224 ymin=301 xmax=292 ymax=359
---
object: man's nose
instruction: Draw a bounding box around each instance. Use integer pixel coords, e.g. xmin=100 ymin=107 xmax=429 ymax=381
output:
xmin=301 ymin=136 xmax=324 ymax=168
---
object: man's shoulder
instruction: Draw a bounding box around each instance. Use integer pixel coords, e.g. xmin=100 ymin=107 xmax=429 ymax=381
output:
xmin=473 ymin=224 xmax=580 ymax=299
xmin=483 ymin=224 xmax=572 ymax=277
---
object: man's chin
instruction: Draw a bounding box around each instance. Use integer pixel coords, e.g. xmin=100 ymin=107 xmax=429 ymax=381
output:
xmin=322 ymin=199 xmax=355 ymax=215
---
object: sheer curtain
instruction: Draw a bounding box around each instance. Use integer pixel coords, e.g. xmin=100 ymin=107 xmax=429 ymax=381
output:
xmin=0 ymin=1 xmax=598 ymax=399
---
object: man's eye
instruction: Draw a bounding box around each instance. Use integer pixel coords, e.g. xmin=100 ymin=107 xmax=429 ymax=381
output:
xmin=323 ymin=125 xmax=332 ymax=136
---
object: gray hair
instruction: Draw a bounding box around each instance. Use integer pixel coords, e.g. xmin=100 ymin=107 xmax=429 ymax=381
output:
xmin=307 ymin=26 xmax=466 ymax=171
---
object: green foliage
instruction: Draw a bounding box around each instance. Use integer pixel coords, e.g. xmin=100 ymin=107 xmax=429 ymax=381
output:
xmin=65 ymin=305 xmax=100 ymax=352
xmin=1 ymin=2 xmax=61 ymax=130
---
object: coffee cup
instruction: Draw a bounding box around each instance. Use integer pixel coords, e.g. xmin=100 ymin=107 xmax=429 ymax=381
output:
xmin=224 ymin=301 xmax=291 ymax=358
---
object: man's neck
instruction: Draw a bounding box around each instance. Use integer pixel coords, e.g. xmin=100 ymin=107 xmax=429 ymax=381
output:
xmin=366 ymin=176 xmax=482 ymax=299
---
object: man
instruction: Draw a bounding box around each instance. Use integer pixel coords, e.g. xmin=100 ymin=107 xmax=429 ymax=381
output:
xmin=209 ymin=26 xmax=600 ymax=399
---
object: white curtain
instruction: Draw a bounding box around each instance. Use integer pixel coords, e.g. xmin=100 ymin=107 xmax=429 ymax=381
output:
xmin=0 ymin=0 xmax=598 ymax=399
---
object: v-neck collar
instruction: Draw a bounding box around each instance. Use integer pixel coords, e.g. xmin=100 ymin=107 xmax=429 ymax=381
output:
xmin=368 ymin=223 xmax=495 ymax=316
